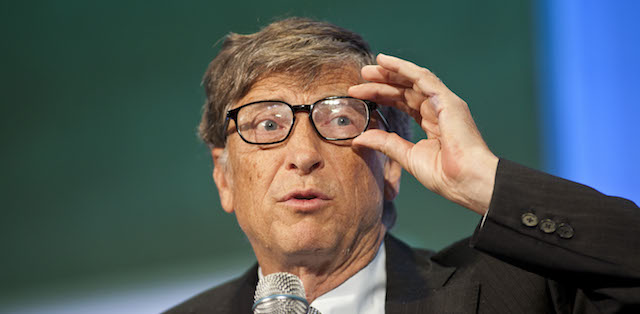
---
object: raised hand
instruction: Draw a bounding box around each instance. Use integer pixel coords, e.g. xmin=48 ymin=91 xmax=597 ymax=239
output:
xmin=349 ymin=53 xmax=499 ymax=215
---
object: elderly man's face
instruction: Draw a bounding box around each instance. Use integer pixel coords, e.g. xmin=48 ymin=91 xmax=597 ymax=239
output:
xmin=211 ymin=67 xmax=401 ymax=263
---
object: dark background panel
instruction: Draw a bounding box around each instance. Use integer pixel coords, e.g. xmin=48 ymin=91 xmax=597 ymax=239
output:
xmin=0 ymin=0 xmax=536 ymax=295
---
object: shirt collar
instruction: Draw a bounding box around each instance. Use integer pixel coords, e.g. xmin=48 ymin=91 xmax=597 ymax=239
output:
xmin=257 ymin=242 xmax=387 ymax=314
xmin=310 ymin=241 xmax=386 ymax=314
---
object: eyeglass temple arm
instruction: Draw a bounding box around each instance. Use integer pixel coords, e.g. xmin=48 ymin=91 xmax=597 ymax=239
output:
xmin=375 ymin=108 xmax=392 ymax=132
xmin=222 ymin=110 xmax=236 ymax=142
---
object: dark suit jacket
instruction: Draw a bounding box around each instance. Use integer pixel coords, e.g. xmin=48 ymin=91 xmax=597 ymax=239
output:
xmin=165 ymin=160 xmax=640 ymax=313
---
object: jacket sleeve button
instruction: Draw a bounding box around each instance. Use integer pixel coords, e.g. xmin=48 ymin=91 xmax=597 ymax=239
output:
xmin=557 ymin=223 xmax=574 ymax=239
xmin=539 ymin=219 xmax=557 ymax=233
xmin=521 ymin=213 xmax=539 ymax=227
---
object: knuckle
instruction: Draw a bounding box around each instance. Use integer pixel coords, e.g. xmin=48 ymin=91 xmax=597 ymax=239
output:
xmin=384 ymin=70 xmax=393 ymax=81
xmin=383 ymin=133 xmax=397 ymax=150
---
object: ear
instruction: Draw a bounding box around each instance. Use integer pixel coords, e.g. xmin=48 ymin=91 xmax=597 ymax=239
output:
xmin=383 ymin=156 xmax=402 ymax=201
xmin=212 ymin=147 xmax=234 ymax=213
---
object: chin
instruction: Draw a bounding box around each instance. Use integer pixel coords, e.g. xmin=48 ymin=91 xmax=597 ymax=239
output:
xmin=276 ymin=223 xmax=342 ymax=255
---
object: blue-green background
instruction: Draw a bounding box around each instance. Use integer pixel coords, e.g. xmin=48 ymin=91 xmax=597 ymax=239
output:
xmin=1 ymin=0 xmax=538 ymax=311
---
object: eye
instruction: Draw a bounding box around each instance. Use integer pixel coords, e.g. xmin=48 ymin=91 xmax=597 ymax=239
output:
xmin=332 ymin=116 xmax=352 ymax=126
xmin=258 ymin=119 xmax=279 ymax=131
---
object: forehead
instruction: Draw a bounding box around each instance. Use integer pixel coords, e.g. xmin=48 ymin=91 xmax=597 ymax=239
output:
xmin=237 ymin=67 xmax=363 ymax=106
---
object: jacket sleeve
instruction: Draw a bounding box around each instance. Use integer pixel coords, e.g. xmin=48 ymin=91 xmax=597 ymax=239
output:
xmin=470 ymin=159 xmax=640 ymax=312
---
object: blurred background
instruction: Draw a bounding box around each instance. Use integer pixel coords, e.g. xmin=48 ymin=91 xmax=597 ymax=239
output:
xmin=1 ymin=0 xmax=638 ymax=313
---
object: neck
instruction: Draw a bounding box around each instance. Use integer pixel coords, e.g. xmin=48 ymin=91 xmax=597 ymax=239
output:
xmin=257 ymin=225 xmax=386 ymax=302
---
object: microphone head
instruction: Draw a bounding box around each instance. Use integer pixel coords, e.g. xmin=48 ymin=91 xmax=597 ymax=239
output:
xmin=253 ymin=272 xmax=309 ymax=314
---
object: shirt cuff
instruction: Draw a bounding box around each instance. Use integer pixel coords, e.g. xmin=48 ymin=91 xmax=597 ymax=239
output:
xmin=480 ymin=207 xmax=490 ymax=229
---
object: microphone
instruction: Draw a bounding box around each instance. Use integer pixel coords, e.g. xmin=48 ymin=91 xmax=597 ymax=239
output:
xmin=253 ymin=272 xmax=320 ymax=314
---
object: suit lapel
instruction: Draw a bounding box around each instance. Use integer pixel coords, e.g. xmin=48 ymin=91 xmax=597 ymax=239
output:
xmin=384 ymin=235 xmax=479 ymax=314
xmin=230 ymin=264 xmax=259 ymax=314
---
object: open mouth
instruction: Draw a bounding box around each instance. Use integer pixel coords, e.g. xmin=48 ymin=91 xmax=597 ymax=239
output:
xmin=292 ymin=193 xmax=318 ymax=200
xmin=280 ymin=190 xmax=331 ymax=211
xmin=281 ymin=190 xmax=331 ymax=204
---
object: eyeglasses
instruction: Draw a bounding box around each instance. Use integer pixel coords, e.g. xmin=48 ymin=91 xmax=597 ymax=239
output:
xmin=224 ymin=96 xmax=391 ymax=145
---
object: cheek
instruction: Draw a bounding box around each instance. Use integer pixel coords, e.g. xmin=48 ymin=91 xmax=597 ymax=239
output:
xmin=231 ymin=148 xmax=275 ymax=188
xmin=227 ymin=150 xmax=282 ymax=242
xmin=228 ymin=148 xmax=280 ymax=216
xmin=235 ymin=157 xmax=261 ymax=184
xmin=337 ymin=148 xmax=386 ymax=214
xmin=352 ymin=148 xmax=386 ymax=190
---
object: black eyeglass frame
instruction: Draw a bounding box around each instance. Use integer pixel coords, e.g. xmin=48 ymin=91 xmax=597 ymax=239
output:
xmin=224 ymin=96 xmax=391 ymax=145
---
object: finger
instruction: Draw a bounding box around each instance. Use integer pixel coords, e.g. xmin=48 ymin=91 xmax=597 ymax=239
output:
xmin=376 ymin=53 xmax=445 ymax=96
xmin=432 ymin=98 xmax=483 ymax=148
xmin=349 ymin=82 xmax=403 ymax=101
xmin=351 ymin=83 xmax=429 ymax=109
xmin=352 ymin=129 xmax=413 ymax=170
xmin=350 ymin=83 xmax=442 ymax=139
xmin=361 ymin=65 xmax=413 ymax=88
xmin=348 ymin=83 xmax=422 ymax=120
xmin=376 ymin=54 xmax=482 ymax=146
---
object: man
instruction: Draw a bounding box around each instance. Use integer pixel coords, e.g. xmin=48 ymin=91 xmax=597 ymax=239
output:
xmin=166 ymin=18 xmax=640 ymax=313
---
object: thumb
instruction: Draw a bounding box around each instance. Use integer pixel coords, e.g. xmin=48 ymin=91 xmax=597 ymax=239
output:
xmin=352 ymin=130 xmax=413 ymax=170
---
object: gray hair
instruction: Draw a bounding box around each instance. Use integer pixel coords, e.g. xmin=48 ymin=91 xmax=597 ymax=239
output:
xmin=199 ymin=17 xmax=411 ymax=228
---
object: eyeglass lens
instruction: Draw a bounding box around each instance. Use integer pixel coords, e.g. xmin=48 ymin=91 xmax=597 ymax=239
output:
xmin=235 ymin=98 xmax=370 ymax=144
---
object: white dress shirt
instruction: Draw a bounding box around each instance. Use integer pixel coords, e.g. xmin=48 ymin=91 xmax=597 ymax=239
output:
xmin=310 ymin=242 xmax=386 ymax=314
xmin=257 ymin=242 xmax=387 ymax=314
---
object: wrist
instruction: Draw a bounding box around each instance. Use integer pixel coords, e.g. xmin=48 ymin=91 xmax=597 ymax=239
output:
xmin=457 ymin=153 xmax=499 ymax=215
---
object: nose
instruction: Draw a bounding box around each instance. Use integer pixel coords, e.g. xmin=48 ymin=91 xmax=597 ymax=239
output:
xmin=284 ymin=114 xmax=324 ymax=175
